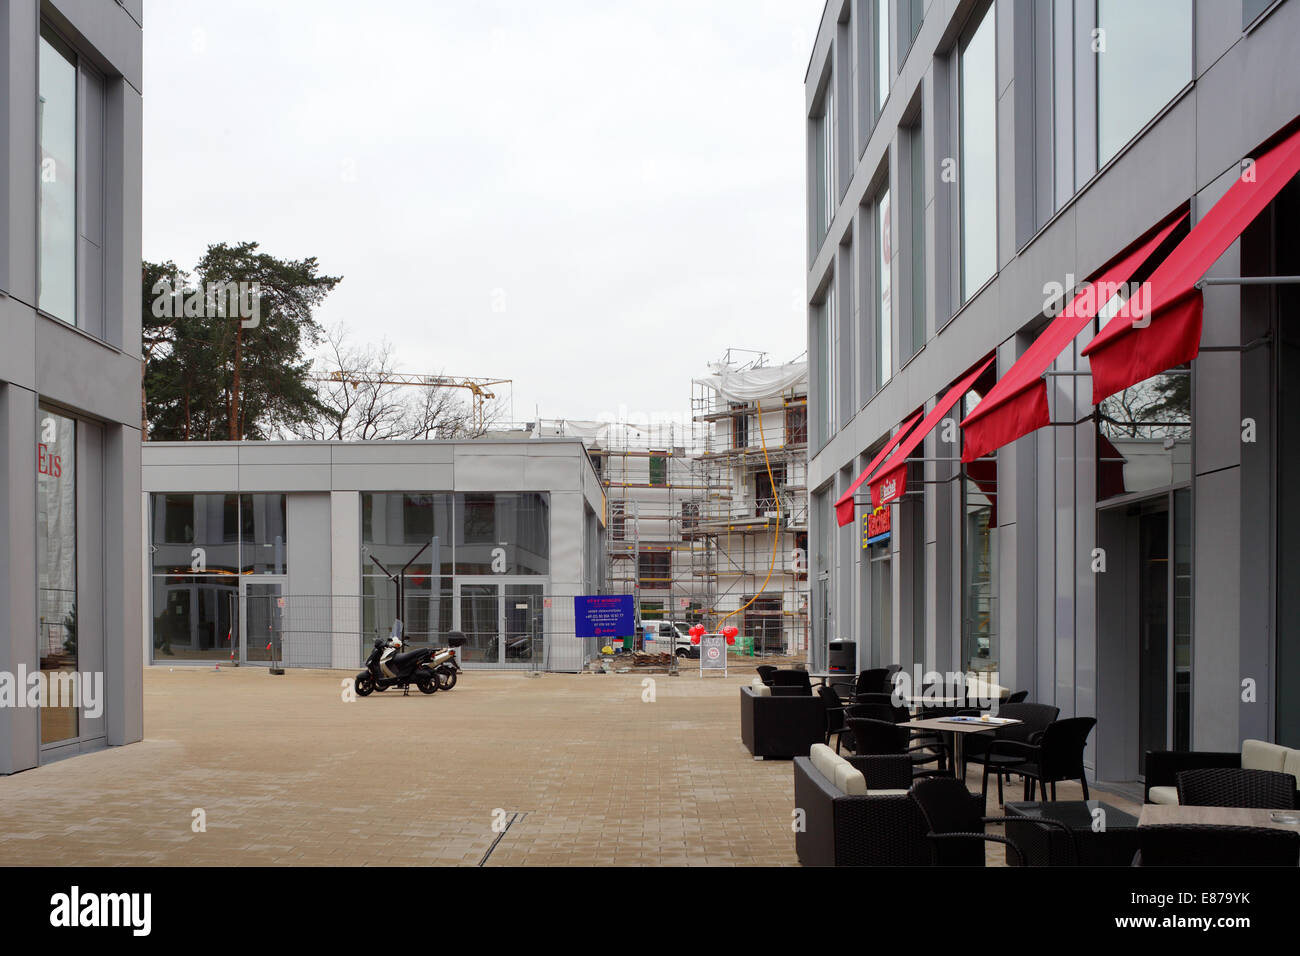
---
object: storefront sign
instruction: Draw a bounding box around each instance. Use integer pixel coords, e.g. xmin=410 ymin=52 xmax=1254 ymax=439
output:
xmin=862 ymin=506 xmax=891 ymax=547
xmin=574 ymin=595 xmax=634 ymax=638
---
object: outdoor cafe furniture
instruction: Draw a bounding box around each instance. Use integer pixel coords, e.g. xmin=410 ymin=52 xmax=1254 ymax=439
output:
xmin=981 ymin=716 xmax=1096 ymax=800
xmin=793 ymin=745 xmax=930 ymax=866
xmin=769 ymin=669 xmax=813 ymax=695
xmin=817 ymin=685 xmax=852 ymax=754
xmin=1143 ymin=737 xmax=1300 ymax=806
xmin=899 ymin=714 xmax=1024 ymax=782
xmin=1133 ymin=823 xmax=1300 ymax=866
xmin=1004 ymin=800 xmax=1138 ymax=866
xmin=755 ymin=665 xmax=778 ymax=686
xmin=740 ymin=681 xmax=824 ymax=759
xmin=962 ymin=702 xmax=1060 ymax=804
xmin=847 ymin=717 xmax=947 ymax=777
xmin=909 ymin=777 xmax=1079 ymax=867
xmin=1175 ymin=767 xmax=1297 ymax=809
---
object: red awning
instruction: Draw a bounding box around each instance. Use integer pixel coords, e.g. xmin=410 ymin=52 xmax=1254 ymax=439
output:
xmin=1082 ymin=121 xmax=1300 ymax=403
xmin=958 ymin=214 xmax=1186 ymax=463
xmin=833 ymin=412 xmax=922 ymax=527
xmin=869 ymin=356 xmax=996 ymax=508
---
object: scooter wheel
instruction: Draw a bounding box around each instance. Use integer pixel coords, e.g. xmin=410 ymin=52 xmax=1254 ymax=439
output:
xmin=437 ymin=669 xmax=458 ymax=691
xmin=354 ymin=673 xmax=375 ymax=697
xmin=416 ymin=676 xmax=437 ymax=695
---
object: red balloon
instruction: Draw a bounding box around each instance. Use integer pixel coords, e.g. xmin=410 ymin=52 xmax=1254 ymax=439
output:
xmin=722 ymin=626 xmax=739 ymax=639
xmin=689 ymin=624 xmax=705 ymax=638
xmin=690 ymin=635 xmax=701 ymax=645
xmin=725 ymin=635 xmax=736 ymax=645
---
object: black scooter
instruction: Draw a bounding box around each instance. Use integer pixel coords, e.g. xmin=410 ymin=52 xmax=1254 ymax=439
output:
xmin=354 ymin=622 xmax=465 ymax=697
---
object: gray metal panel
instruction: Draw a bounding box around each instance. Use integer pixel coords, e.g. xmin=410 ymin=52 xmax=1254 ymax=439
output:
xmin=3 ymin=0 xmax=39 ymax=304
xmin=35 ymin=320 xmax=139 ymax=426
xmin=453 ymin=455 xmax=527 ymax=490
xmin=141 ymin=464 xmax=240 ymax=493
xmin=0 ymin=385 xmax=40 ymax=773
xmin=330 ymin=442 xmax=455 ymax=466
xmin=236 ymin=464 xmax=332 ymax=493
xmin=328 ymin=463 xmax=455 ymax=491
xmin=1193 ymin=466 xmax=1241 ymax=751
xmin=142 ymin=443 xmax=239 ymax=467
xmin=44 ymin=0 xmax=143 ymax=92
xmin=239 ymin=442 xmax=332 ymax=466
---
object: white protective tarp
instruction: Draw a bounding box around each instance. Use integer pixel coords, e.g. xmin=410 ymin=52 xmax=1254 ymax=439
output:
xmin=692 ymin=360 xmax=808 ymax=404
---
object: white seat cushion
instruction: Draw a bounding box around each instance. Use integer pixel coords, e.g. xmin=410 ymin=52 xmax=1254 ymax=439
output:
xmin=749 ymin=680 xmax=771 ymax=697
xmin=1242 ymin=739 xmax=1288 ymax=772
xmin=1148 ymin=785 xmax=1179 ymax=806
xmin=833 ymin=762 xmax=868 ymax=796
xmin=809 ymin=743 xmax=839 ymax=782
xmin=872 ymin=789 xmax=911 ymax=797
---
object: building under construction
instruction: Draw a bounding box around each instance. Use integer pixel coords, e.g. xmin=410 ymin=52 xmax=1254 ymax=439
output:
xmin=690 ymin=355 xmax=809 ymax=655
xmin=531 ymin=352 xmax=810 ymax=655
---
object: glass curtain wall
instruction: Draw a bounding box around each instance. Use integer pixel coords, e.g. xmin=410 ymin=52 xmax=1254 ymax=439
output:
xmin=959 ymin=4 xmax=997 ymax=301
xmin=149 ymin=493 xmax=287 ymax=661
xmin=38 ymin=28 xmax=77 ymax=325
xmin=37 ymin=409 xmax=77 ymax=743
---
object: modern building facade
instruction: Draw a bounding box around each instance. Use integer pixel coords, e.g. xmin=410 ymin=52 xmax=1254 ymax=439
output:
xmin=0 ymin=0 xmax=144 ymax=772
xmin=805 ymin=0 xmax=1300 ymax=785
xmin=141 ymin=440 xmax=605 ymax=672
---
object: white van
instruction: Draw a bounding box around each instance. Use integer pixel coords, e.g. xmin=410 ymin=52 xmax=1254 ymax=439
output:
xmin=638 ymin=619 xmax=699 ymax=658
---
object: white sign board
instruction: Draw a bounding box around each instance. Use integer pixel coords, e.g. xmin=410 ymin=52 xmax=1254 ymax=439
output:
xmin=700 ymin=635 xmax=727 ymax=676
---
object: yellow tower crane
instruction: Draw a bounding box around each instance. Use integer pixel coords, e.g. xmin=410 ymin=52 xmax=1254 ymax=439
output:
xmin=316 ymin=370 xmax=511 ymax=430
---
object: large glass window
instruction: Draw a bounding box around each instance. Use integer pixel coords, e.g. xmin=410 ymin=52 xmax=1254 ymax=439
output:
xmin=876 ymin=0 xmax=891 ymax=113
xmin=962 ymin=471 xmax=998 ymax=674
xmin=38 ymin=29 xmax=77 ymax=325
xmin=1095 ymin=369 xmax=1192 ymax=501
xmin=1096 ymin=0 xmax=1192 ymax=166
xmin=149 ymin=494 xmax=286 ymax=662
xmin=37 ymin=410 xmax=77 ymax=743
xmin=959 ymin=5 xmax=997 ymax=301
xmin=876 ymin=189 xmax=892 ymax=388
xmin=813 ymin=291 xmax=835 ymax=447
xmin=906 ymin=121 xmax=926 ymax=360
xmin=813 ymin=89 xmax=835 ymax=249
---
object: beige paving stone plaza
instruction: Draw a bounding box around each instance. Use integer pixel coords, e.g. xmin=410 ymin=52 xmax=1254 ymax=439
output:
xmin=0 ymin=664 xmax=1137 ymax=866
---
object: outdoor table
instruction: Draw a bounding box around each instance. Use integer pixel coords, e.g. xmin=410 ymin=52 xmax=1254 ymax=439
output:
xmin=807 ymin=671 xmax=852 ymax=688
xmin=1138 ymin=804 xmax=1300 ymax=832
xmin=1004 ymin=800 xmax=1140 ymax=866
xmin=899 ymin=715 xmax=1022 ymax=780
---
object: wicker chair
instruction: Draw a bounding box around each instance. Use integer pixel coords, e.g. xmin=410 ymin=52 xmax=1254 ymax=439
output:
xmin=909 ymin=777 xmax=1079 ymax=866
xmin=982 ymin=716 xmax=1096 ymax=801
xmin=964 ymin=702 xmax=1060 ymax=804
xmin=1005 ymin=690 xmax=1029 ymax=704
xmin=1135 ymin=825 xmax=1300 ymax=866
xmin=793 ymin=753 xmax=930 ymax=866
xmin=817 ymin=685 xmax=852 ymax=753
xmin=770 ymin=669 xmax=813 ymax=695
xmin=848 ymin=717 xmax=946 ymax=776
xmin=1175 ymin=768 xmax=1297 ymax=809
xmin=755 ymin=665 xmax=778 ymax=687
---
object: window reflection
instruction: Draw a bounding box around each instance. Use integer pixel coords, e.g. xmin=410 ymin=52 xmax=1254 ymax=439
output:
xmin=37 ymin=410 xmax=77 ymax=743
xmin=959 ymin=5 xmax=997 ymax=300
xmin=38 ymin=30 xmax=77 ymax=325
xmin=1096 ymin=368 xmax=1192 ymax=500
xmin=1097 ymin=0 xmax=1193 ymax=165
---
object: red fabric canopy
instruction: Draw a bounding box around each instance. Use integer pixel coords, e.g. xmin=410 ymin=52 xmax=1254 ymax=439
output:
xmin=959 ymin=214 xmax=1186 ymax=463
xmin=870 ymin=356 xmax=996 ymax=508
xmin=833 ymin=412 xmax=921 ymax=527
xmin=1082 ymin=122 xmax=1300 ymax=403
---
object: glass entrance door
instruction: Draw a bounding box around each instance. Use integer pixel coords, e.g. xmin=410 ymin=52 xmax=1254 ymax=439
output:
xmin=240 ymin=577 xmax=286 ymax=664
xmin=456 ymin=582 xmax=501 ymax=665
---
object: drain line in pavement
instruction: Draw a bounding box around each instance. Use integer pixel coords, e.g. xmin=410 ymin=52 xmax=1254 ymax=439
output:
xmin=478 ymin=811 xmax=527 ymax=866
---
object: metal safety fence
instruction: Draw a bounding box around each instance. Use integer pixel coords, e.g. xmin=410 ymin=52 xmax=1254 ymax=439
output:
xmin=231 ymin=592 xmax=594 ymax=673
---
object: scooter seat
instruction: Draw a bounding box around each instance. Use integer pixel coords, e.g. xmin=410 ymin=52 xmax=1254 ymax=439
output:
xmin=391 ymin=648 xmax=431 ymax=669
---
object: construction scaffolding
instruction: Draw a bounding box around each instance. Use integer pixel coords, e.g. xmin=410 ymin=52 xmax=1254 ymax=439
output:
xmin=690 ymin=352 xmax=810 ymax=656
xmin=531 ymin=419 xmax=708 ymax=635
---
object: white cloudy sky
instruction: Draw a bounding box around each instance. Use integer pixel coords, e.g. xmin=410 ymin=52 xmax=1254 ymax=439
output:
xmin=143 ymin=0 xmax=824 ymax=425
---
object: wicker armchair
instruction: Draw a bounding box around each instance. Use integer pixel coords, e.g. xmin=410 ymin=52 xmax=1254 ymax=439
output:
xmin=1175 ymin=768 xmax=1297 ymax=809
xmin=909 ymin=777 xmax=1079 ymax=866
xmin=793 ymin=753 xmax=930 ymax=866
xmin=1134 ymin=825 xmax=1300 ymax=866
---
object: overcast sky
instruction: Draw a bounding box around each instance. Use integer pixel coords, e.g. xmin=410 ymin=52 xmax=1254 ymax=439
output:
xmin=143 ymin=0 xmax=824 ymax=428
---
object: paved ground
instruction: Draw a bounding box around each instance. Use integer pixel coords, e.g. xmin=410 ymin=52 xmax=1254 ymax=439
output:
xmin=0 ymin=665 xmax=1139 ymax=866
